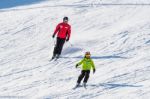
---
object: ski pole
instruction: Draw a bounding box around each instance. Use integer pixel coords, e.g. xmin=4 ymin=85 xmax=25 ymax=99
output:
xmin=52 ymin=38 xmax=56 ymax=46
xmin=68 ymin=41 xmax=73 ymax=47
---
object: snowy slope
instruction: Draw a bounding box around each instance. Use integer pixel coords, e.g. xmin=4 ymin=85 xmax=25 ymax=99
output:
xmin=0 ymin=0 xmax=150 ymax=99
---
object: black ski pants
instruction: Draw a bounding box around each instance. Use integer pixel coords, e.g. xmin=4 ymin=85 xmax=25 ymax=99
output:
xmin=53 ymin=37 xmax=66 ymax=55
xmin=77 ymin=70 xmax=90 ymax=84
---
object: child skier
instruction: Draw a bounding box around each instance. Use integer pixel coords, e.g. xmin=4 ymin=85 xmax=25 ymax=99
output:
xmin=75 ymin=51 xmax=96 ymax=88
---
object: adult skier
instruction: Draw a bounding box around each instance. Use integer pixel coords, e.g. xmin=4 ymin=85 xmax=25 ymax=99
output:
xmin=52 ymin=17 xmax=71 ymax=59
xmin=75 ymin=52 xmax=96 ymax=88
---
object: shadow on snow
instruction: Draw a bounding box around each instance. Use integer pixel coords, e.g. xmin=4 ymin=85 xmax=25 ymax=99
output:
xmin=61 ymin=55 xmax=128 ymax=59
xmin=89 ymin=83 xmax=142 ymax=89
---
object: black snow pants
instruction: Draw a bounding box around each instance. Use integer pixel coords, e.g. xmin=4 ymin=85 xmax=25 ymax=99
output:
xmin=77 ymin=70 xmax=90 ymax=84
xmin=53 ymin=37 xmax=66 ymax=55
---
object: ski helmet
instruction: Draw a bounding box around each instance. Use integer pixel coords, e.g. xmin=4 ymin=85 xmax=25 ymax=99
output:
xmin=85 ymin=51 xmax=91 ymax=55
xmin=85 ymin=51 xmax=91 ymax=58
xmin=63 ymin=16 xmax=69 ymax=21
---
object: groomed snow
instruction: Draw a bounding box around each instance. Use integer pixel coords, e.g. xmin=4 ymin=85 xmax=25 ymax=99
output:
xmin=0 ymin=0 xmax=150 ymax=99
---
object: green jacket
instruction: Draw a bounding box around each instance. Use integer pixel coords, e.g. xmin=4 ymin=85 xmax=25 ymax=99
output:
xmin=77 ymin=58 xmax=95 ymax=70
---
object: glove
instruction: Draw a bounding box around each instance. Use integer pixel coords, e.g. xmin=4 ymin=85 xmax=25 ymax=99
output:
xmin=93 ymin=69 xmax=96 ymax=74
xmin=66 ymin=38 xmax=69 ymax=42
xmin=52 ymin=34 xmax=55 ymax=38
xmin=76 ymin=64 xmax=78 ymax=68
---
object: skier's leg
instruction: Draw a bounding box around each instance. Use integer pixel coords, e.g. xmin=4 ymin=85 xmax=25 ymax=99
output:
xmin=83 ymin=70 xmax=90 ymax=83
xmin=77 ymin=70 xmax=86 ymax=84
xmin=57 ymin=39 xmax=65 ymax=55
xmin=83 ymin=70 xmax=90 ymax=88
xmin=53 ymin=37 xmax=61 ymax=56
xmin=52 ymin=45 xmax=57 ymax=59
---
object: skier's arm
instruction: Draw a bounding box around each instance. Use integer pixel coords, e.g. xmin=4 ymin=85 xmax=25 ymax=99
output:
xmin=67 ymin=25 xmax=71 ymax=40
xmin=91 ymin=60 xmax=96 ymax=73
xmin=91 ymin=60 xmax=95 ymax=69
xmin=53 ymin=24 xmax=60 ymax=36
xmin=76 ymin=59 xmax=84 ymax=68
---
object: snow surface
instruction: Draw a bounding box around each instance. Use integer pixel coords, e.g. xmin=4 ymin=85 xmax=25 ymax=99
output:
xmin=0 ymin=0 xmax=150 ymax=99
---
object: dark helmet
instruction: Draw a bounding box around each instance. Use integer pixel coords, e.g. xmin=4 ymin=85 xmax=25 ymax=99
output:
xmin=63 ymin=17 xmax=69 ymax=21
xmin=85 ymin=51 xmax=91 ymax=55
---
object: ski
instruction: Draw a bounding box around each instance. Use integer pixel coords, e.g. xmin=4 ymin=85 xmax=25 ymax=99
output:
xmin=73 ymin=85 xmax=87 ymax=90
xmin=49 ymin=58 xmax=54 ymax=61
xmin=49 ymin=57 xmax=55 ymax=62
xmin=83 ymin=83 xmax=87 ymax=89
xmin=49 ymin=56 xmax=60 ymax=62
xmin=84 ymin=86 xmax=87 ymax=89
xmin=73 ymin=85 xmax=81 ymax=90
xmin=73 ymin=83 xmax=88 ymax=89
xmin=54 ymin=58 xmax=59 ymax=61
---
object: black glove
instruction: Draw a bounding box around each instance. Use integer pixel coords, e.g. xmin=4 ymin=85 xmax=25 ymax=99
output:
xmin=76 ymin=64 xmax=78 ymax=68
xmin=93 ymin=69 xmax=96 ymax=74
xmin=66 ymin=38 xmax=69 ymax=42
xmin=52 ymin=34 xmax=55 ymax=38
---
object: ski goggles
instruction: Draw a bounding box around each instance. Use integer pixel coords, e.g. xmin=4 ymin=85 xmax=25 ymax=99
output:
xmin=63 ymin=19 xmax=68 ymax=22
xmin=85 ymin=54 xmax=91 ymax=57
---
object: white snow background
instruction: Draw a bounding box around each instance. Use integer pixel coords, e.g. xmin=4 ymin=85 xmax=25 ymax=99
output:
xmin=0 ymin=0 xmax=150 ymax=99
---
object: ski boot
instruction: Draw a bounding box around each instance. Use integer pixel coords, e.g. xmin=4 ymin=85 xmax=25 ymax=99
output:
xmin=76 ymin=83 xmax=80 ymax=87
xmin=56 ymin=54 xmax=60 ymax=59
xmin=83 ymin=83 xmax=87 ymax=89
xmin=51 ymin=54 xmax=56 ymax=60
xmin=74 ymin=83 xmax=80 ymax=89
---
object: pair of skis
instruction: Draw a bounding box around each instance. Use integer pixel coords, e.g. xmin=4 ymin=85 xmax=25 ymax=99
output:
xmin=73 ymin=84 xmax=87 ymax=90
xmin=50 ymin=55 xmax=60 ymax=61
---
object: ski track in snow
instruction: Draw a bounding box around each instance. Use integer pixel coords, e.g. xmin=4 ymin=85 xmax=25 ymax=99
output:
xmin=0 ymin=0 xmax=150 ymax=99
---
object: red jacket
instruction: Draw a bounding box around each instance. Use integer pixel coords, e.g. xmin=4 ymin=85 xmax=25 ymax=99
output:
xmin=54 ymin=22 xmax=71 ymax=39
